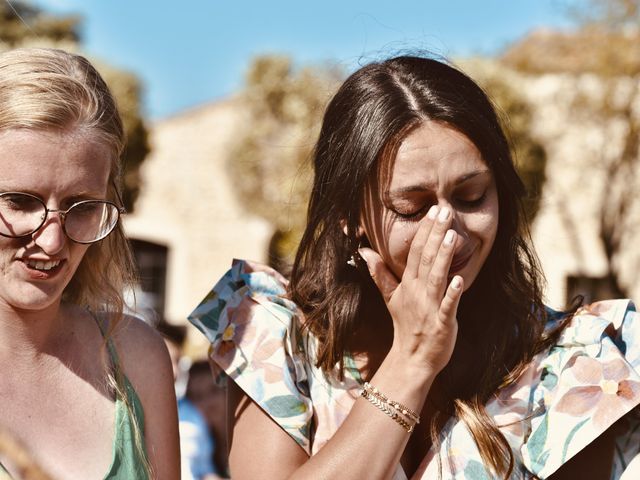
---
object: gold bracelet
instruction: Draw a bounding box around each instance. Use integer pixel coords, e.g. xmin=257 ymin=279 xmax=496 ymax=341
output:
xmin=387 ymin=400 xmax=420 ymax=424
xmin=361 ymin=389 xmax=415 ymax=433
xmin=363 ymin=382 xmax=421 ymax=424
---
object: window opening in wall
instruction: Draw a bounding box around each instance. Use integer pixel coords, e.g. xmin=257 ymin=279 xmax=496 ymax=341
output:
xmin=129 ymin=239 xmax=168 ymax=324
xmin=566 ymin=274 xmax=621 ymax=305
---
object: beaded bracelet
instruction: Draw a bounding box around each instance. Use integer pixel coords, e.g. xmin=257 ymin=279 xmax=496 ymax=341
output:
xmin=360 ymin=382 xmax=421 ymax=433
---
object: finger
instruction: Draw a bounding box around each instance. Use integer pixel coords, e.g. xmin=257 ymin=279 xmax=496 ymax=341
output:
xmin=417 ymin=206 xmax=452 ymax=281
xmin=426 ymin=229 xmax=457 ymax=301
xmin=358 ymin=247 xmax=399 ymax=303
xmin=439 ymin=275 xmax=464 ymax=322
xmin=404 ymin=205 xmax=439 ymax=280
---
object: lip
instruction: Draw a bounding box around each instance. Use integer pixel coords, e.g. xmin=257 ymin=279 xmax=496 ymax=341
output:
xmin=449 ymin=247 xmax=475 ymax=274
xmin=17 ymin=257 xmax=66 ymax=280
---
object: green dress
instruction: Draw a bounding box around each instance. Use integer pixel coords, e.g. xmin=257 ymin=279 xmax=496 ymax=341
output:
xmin=0 ymin=327 xmax=149 ymax=479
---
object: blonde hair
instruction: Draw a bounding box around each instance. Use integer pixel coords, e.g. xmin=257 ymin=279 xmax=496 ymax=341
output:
xmin=0 ymin=48 xmax=149 ymax=476
xmin=0 ymin=47 xmax=136 ymax=316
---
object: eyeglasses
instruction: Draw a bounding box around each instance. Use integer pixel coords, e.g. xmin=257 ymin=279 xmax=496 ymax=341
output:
xmin=0 ymin=192 xmax=125 ymax=244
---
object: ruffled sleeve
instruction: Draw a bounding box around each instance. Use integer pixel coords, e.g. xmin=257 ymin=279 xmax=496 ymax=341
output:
xmin=521 ymin=299 xmax=640 ymax=478
xmin=188 ymin=259 xmax=313 ymax=454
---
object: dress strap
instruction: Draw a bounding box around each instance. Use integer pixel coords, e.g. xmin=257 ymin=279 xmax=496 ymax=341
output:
xmin=87 ymin=309 xmax=150 ymax=479
xmin=88 ymin=309 xmax=122 ymax=369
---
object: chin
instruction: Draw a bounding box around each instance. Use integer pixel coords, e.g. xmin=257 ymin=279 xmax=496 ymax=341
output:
xmin=8 ymin=286 xmax=64 ymax=312
xmin=15 ymin=298 xmax=61 ymax=312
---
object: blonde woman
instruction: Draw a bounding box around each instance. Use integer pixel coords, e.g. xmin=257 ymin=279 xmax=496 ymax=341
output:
xmin=190 ymin=56 xmax=640 ymax=479
xmin=0 ymin=48 xmax=180 ymax=479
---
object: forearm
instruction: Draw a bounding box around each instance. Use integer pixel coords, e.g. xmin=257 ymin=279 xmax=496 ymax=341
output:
xmin=230 ymin=350 xmax=436 ymax=480
xmin=291 ymin=354 xmax=433 ymax=480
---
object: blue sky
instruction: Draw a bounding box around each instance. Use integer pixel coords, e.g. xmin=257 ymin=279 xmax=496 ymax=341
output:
xmin=33 ymin=0 xmax=576 ymax=119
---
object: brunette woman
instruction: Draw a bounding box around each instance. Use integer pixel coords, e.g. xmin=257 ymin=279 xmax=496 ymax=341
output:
xmin=190 ymin=56 xmax=640 ymax=479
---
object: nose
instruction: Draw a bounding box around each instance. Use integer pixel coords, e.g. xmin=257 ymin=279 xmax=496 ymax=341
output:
xmin=32 ymin=214 xmax=66 ymax=254
xmin=438 ymin=201 xmax=466 ymax=239
xmin=450 ymin=210 xmax=465 ymax=236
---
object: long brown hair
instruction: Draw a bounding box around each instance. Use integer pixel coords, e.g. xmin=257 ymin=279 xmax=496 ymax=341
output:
xmin=289 ymin=55 xmax=569 ymax=477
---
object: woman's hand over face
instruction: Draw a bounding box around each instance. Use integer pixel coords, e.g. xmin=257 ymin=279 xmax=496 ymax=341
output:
xmin=359 ymin=205 xmax=463 ymax=377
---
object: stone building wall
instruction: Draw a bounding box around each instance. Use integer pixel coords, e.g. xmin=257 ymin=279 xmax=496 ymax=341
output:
xmin=124 ymin=98 xmax=272 ymax=325
xmin=522 ymin=73 xmax=640 ymax=307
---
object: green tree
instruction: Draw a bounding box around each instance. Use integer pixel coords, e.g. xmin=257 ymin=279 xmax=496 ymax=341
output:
xmin=0 ymin=1 xmax=80 ymax=46
xmin=227 ymin=55 xmax=340 ymax=269
xmin=567 ymin=0 xmax=639 ymax=30
xmin=0 ymin=0 xmax=149 ymax=211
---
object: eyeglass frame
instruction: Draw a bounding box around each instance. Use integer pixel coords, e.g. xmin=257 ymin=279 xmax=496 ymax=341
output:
xmin=0 ymin=187 xmax=127 ymax=244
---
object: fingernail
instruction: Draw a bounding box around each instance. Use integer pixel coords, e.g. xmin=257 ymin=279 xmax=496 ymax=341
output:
xmin=427 ymin=205 xmax=439 ymax=220
xmin=438 ymin=207 xmax=450 ymax=223
xmin=444 ymin=229 xmax=455 ymax=245
xmin=451 ymin=276 xmax=461 ymax=289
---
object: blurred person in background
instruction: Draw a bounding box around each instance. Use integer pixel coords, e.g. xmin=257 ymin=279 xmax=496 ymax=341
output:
xmin=158 ymin=322 xmax=224 ymax=480
xmin=0 ymin=48 xmax=180 ymax=479
xmin=186 ymin=360 xmax=229 ymax=478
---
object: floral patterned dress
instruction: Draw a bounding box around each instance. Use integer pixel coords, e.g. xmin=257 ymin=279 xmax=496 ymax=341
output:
xmin=188 ymin=260 xmax=640 ymax=479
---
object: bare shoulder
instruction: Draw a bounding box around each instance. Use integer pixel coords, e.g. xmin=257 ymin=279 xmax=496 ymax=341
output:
xmin=105 ymin=314 xmax=181 ymax=479
xmin=107 ymin=314 xmax=173 ymax=393
xmin=109 ymin=314 xmax=168 ymax=362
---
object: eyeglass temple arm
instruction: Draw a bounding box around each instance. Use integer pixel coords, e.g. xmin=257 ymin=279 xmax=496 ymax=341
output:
xmin=111 ymin=180 xmax=127 ymax=214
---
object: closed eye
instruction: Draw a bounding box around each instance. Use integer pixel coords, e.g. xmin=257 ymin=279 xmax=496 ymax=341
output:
xmin=391 ymin=204 xmax=432 ymax=222
xmin=457 ymin=191 xmax=487 ymax=209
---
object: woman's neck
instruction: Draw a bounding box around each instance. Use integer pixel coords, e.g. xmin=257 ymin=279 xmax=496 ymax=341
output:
xmin=0 ymin=300 xmax=69 ymax=360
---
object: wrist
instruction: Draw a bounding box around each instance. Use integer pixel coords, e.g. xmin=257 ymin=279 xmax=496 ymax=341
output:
xmin=378 ymin=348 xmax=437 ymax=398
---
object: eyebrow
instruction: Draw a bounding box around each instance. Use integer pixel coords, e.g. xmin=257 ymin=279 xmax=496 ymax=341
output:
xmin=67 ymin=190 xmax=105 ymax=199
xmin=387 ymin=169 xmax=492 ymax=198
xmin=0 ymin=189 xmax=107 ymax=203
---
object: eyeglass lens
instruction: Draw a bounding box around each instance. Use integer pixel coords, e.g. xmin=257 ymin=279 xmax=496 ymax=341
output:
xmin=0 ymin=193 xmax=120 ymax=243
